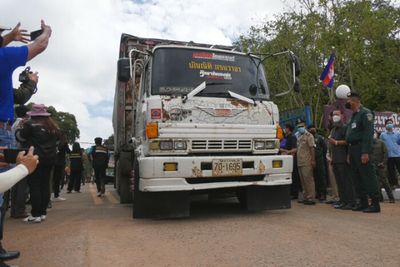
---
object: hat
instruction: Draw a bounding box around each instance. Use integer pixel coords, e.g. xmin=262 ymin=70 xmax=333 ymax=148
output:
xmin=296 ymin=119 xmax=305 ymax=127
xmin=27 ymin=104 xmax=51 ymax=117
xmin=94 ymin=137 xmax=102 ymax=142
xmin=347 ymin=91 xmax=361 ymax=99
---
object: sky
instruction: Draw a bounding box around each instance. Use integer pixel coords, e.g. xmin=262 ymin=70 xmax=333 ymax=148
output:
xmin=2 ymin=0 xmax=296 ymax=147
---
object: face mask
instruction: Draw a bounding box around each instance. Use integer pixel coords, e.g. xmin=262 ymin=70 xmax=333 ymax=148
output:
xmin=386 ymin=124 xmax=394 ymax=130
xmin=298 ymin=127 xmax=305 ymax=135
xmin=373 ymin=133 xmax=378 ymax=139
xmin=345 ymin=102 xmax=351 ymax=109
xmin=332 ymin=115 xmax=341 ymax=123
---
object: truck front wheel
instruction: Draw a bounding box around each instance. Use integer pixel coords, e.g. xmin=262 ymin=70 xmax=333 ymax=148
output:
xmin=236 ymin=185 xmax=291 ymax=211
xmin=132 ymin=160 xmax=190 ymax=219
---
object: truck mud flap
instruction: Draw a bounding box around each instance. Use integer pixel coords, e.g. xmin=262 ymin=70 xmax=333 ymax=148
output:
xmin=133 ymin=191 xmax=190 ymax=219
xmin=237 ymin=185 xmax=291 ymax=211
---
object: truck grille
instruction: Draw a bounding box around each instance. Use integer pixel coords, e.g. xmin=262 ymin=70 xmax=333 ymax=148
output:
xmin=191 ymin=139 xmax=252 ymax=152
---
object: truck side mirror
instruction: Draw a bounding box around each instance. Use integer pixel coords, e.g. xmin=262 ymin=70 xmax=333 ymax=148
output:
xmin=117 ymin=58 xmax=131 ymax=82
xmin=293 ymin=77 xmax=301 ymax=93
xmin=249 ymin=84 xmax=257 ymax=96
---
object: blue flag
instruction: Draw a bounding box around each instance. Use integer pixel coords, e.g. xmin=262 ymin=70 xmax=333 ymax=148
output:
xmin=320 ymin=53 xmax=335 ymax=89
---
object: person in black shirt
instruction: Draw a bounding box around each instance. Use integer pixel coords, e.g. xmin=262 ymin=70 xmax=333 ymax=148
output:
xmin=52 ymin=132 xmax=70 ymax=200
xmin=327 ymin=109 xmax=355 ymax=210
xmin=280 ymin=123 xmax=301 ymax=199
xmin=90 ymin=137 xmax=109 ymax=197
xmin=308 ymin=124 xmax=328 ymax=201
xmin=15 ymin=104 xmax=60 ymax=223
xmin=67 ymin=142 xmax=83 ymax=193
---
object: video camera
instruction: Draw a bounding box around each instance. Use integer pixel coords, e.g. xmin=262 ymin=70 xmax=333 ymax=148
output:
xmin=19 ymin=66 xmax=32 ymax=83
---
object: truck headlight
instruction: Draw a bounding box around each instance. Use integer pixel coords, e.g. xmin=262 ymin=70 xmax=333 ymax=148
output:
xmin=254 ymin=141 xmax=266 ymax=150
xmin=265 ymin=141 xmax=276 ymax=149
xmin=174 ymin=140 xmax=187 ymax=150
xmin=160 ymin=140 xmax=173 ymax=150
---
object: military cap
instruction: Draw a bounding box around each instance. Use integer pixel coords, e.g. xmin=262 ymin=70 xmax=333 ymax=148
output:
xmin=296 ymin=119 xmax=306 ymax=127
xmin=347 ymin=91 xmax=361 ymax=99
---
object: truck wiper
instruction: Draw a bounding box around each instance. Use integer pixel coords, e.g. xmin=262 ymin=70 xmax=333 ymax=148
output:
xmin=184 ymin=81 xmax=232 ymax=101
xmin=228 ymin=91 xmax=255 ymax=105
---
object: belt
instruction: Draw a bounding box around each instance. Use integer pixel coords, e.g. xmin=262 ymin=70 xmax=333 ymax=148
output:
xmin=0 ymin=121 xmax=12 ymax=130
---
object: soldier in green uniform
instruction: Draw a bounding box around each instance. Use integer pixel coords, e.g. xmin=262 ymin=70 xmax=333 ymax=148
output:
xmin=345 ymin=91 xmax=381 ymax=213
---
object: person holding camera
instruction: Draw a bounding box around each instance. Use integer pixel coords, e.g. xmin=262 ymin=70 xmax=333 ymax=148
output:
xmin=0 ymin=20 xmax=51 ymax=263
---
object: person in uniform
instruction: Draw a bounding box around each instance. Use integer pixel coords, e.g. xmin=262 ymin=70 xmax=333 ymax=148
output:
xmin=372 ymin=131 xmax=395 ymax=203
xmin=296 ymin=120 xmax=316 ymax=205
xmin=327 ymin=109 xmax=355 ymax=210
xmin=89 ymin=137 xmax=109 ymax=197
xmin=280 ymin=123 xmax=301 ymax=199
xmin=307 ymin=124 xmax=327 ymax=202
xmin=345 ymin=92 xmax=381 ymax=213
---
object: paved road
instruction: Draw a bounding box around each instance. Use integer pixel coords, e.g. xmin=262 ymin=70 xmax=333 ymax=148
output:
xmin=4 ymin=184 xmax=400 ymax=267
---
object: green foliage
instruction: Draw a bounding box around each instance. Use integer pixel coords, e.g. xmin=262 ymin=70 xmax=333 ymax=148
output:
xmin=238 ymin=0 xmax=400 ymax=126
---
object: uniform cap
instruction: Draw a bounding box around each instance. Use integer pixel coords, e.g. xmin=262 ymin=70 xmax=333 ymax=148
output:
xmin=296 ymin=119 xmax=306 ymax=127
xmin=347 ymin=91 xmax=361 ymax=99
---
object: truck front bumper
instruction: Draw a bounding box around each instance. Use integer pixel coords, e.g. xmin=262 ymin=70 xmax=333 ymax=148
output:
xmin=138 ymin=155 xmax=293 ymax=192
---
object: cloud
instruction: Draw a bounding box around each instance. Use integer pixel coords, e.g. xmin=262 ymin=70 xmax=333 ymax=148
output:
xmin=2 ymin=0 xmax=293 ymax=147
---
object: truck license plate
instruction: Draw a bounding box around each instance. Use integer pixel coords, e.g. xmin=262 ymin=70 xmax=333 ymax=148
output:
xmin=212 ymin=159 xmax=243 ymax=177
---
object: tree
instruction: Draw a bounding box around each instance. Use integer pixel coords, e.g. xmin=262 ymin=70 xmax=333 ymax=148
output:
xmin=238 ymin=0 xmax=400 ymax=126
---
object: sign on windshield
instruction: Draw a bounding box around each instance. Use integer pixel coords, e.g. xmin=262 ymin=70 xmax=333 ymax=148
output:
xmin=151 ymin=48 xmax=270 ymax=100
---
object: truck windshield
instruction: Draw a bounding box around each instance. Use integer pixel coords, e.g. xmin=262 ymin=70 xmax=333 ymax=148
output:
xmin=151 ymin=47 xmax=270 ymax=100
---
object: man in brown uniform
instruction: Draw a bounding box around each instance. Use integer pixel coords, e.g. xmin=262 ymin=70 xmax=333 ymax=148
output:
xmin=296 ymin=121 xmax=316 ymax=205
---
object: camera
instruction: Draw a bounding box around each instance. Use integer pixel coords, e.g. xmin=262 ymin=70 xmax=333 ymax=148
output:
xmin=19 ymin=66 xmax=32 ymax=83
xmin=30 ymin=29 xmax=43 ymax=41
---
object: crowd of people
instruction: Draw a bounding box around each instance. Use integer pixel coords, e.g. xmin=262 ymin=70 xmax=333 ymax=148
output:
xmin=0 ymin=21 xmax=111 ymax=266
xmin=280 ymin=92 xmax=399 ymax=213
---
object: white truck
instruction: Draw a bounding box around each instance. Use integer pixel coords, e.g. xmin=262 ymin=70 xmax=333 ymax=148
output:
xmin=113 ymin=34 xmax=300 ymax=218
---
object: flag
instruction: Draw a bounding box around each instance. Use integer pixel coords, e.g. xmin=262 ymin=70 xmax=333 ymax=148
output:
xmin=320 ymin=53 xmax=335 ymax=89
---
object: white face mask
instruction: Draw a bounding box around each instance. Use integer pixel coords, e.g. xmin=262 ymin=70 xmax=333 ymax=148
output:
xmin=332 ymin=115 xmax=341 ymax=123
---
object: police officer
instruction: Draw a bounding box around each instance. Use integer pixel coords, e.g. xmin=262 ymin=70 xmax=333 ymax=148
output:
xmin=296 ymin=120 xmax=316 ymax=205
xmin=90 ymin=137 xmax=109 ymax=197
xmin=345 ymin=91 xmax=381 ymax=213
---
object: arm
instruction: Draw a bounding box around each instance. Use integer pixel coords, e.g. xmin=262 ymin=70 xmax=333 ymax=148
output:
xmin=27 ymin=20 xmax=52 ymax=61
xmin=13 ymin=72 xmax=38 ymax=104
xmin=0 ymin=165 xmax=29 ymax=193
xmin=381 ymin=141 xmax=388 ymax=166
xmin=361 ymin=112 xmax=374 ymax=163
xmin=1 ymin=23 xmax=30 ymax=47
xmin=309 ymin=135 xmax=316 ymax=167
xmin=0 ymin=147 xmax=38 ymax=193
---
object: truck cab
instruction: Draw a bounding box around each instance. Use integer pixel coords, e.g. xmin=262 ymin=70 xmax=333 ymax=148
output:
xmin=113 ymin=34 xmax=300 ymax=218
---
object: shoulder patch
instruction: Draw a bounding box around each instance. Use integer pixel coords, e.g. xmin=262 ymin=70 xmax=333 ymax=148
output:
xmin=366 ymin=113 xmax=373 ymax=122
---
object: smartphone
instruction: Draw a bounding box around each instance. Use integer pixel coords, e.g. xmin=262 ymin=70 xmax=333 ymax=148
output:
xmin=3 ymin=149 xmax=28 ymax=164
xmin=30 ymin=29 xmax=43 ymax=41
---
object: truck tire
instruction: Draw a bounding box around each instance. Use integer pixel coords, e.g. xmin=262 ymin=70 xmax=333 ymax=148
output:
xmin=116 ymin=151 xmax=133 ymax=203
xmin=236 ymin=185 xmax=291 ymax=211
xmin=132 ymin=160 xmax=190 ymax=219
